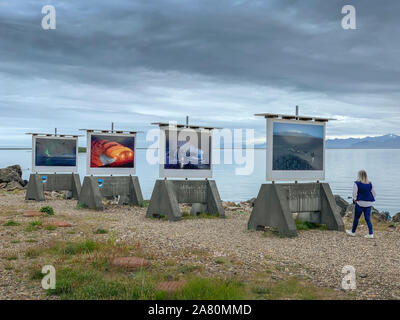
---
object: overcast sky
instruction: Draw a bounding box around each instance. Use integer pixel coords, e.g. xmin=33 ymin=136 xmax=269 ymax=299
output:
xmin=0 ymin=0 xmax=399 ymax=146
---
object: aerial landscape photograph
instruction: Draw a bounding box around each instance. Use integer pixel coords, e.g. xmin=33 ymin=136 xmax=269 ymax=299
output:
xmin=0 ymin=0 xmax=399 ymax=314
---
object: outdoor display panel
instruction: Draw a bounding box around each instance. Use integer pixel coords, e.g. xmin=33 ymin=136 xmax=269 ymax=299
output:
xmin=86 ymin=132 xmax=136 ymax=175
xmin=159 ymin=127 xmax=212 ymax=178
xmin=266 ymin=118 xmax=326 ymax=181
xmin=32 ymin=136 xmax=78 ymax=173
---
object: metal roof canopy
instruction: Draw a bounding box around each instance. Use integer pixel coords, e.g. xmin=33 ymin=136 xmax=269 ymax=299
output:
xmin=78 ymin=129 xmax=141 ymax=134
xmin=255 ymin=113 xmax=336 ymax=122
xmin=151 ymin=122 xmax=221 ymax=130
xmin=25 ymin=133 xmax=82 ymax=138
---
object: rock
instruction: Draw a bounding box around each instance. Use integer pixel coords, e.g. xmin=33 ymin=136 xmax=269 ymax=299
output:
xmin=111 ymin=257 xmax=151 ymax=270
xmin=5 ymin=181 xmax=24 ymax=191
xmin=240 ymin=198 xmax=257 ymax=207
xmin=156 ymin=281 xmax=185 ymax=294
xmin=0 ymin=165 xmax=26 ymax=190
xmin=43 ymin=221 xmax=72 ymax=227
xmin=0 ymin=165 xmax=24 ymax=184
xmin=63 ymin=191 xmax=73 ymax=200
xmin=224 ymin=201 xmax=237 ymax=207
xmin=371 ymin=207 xmax=390 ymax=222
xmin=392 ymin=213 xmax=400 ymax=223
xmin=23 ymin=211 xmax=46 ymax=217
xmin=334 ymin=195 xmax=349 ymax=217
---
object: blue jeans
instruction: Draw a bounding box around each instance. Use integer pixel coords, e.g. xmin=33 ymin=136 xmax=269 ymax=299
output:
xmin=352 ymin=204 xmax=373 ymax=235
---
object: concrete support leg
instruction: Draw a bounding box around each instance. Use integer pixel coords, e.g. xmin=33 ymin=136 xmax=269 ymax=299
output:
xmin=248 ymin=184 xmax=297 ymax=237
xmin=248 ymin=183 xmax=344 ymax=237
xmin=320 ymin=183 xmax=345 ymax=231
xmin=71 ymin=173 xmax=81 ymax=200
xmin=129 ymin=176 xmax=144 ymax=206
xmin=25 ymin=174 xmax=45 ymax=201
xmin=146 ymin=180 xmax=181 ymax=221
xmin=206 ymin=180 xmax=226 ymax=218
xmin=78 ymin=177 xmax=104 ymax=210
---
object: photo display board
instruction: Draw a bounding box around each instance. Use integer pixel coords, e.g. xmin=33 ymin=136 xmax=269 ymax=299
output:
xmin=159 ymin=127 xmax=212 ymax=178
xmin=266 ymin=118 xmax=326 ymax=181
xmin=32 ymin=136 xmax=78 ymax=173
xmin=86 ymin=132 xmax=136 ymax=175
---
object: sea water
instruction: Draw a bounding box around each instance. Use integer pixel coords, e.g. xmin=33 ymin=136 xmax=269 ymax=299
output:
xmin=0 ymin=149 xmax=398 ymax=215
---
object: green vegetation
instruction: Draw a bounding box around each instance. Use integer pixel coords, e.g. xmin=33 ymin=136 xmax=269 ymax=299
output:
xmin=25 ymin=248 xmax=41 ymax=259
xmin=264 ymin=279 xmax=324 ymax=300
xmin=94 ymin=228 xmax=108 ymax=234
xmin=295 ymin=219 xmax=328 ymax=231
xmin=75 ymin=202 xmax=88 ymax=209
xmin=251 ymin=286 xmax=271 ymax=295
xmin=178 ymin=265 xmax=201 ymax=274
xmin=4 ymin=255 xmax=18 ymax=261
xmin=25 ymin=220 xmax=42 ymax=232
xmin=175 ymin=278 xmax=245 ymax=300
xmin=25 ymin=239 xmax=341 ymax=300
xmin=45 ymin=225 xmax=57 ymax=231
xmin=40 ymin=206 xmax=54 ymax=216
xmin=3 ymin=220 xmax=20 ymax=227
xmin=140 ymin=200 xmax=150 ymax=208
xmin=62 ymin=240 xmax=100 ymax=255
xmin=182 ymin=212 xmax=218 ymax=220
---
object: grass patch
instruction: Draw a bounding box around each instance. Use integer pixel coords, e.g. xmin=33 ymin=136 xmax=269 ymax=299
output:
xmin=295 ymin=219 xmax=328 ymax=231
xmin=3 ymin=220 xmax=20 ymax=227
xmin=25 ymin=248 xmax=41 ymax=259
xmin=150 ymin=214 xmax=167 ymax=220
xmin=30 ymin=269 xmax=44 ymax=280
xmin=40 ymin=206 xmax=54 ymax=216
xmin=25 ymin=220 xmax=42 ymax=232
xmin=174 ymin=278 xmax=245 ymax=300
xmin=45 ymin=225 xmax=57 ymax=231
xmin=94 ymin=228 xmax=108 ymax=234
xmin=265 ymin=279 xmax=323 ymax=300
xmin=3 ymin=255 xmax=18 ymax=261
xmin=182 ymin=213 xmax=218 ymax=220
xmin=47 ymin=267 xmax=157 ymax=300
xmin=178 ymin=265 xmax=201 ymax=274
xmin=252 ymin=286 xmax=271 ymax=295
xmin=215 ymin=257 xmax=230 ymax=265
xmin=75 ymin=202 xmax=88 ymax=210
xmin=61 ymin=240 xmax=100 ymax=255
xmin=140 ymin=200 xmax=150 ymax=208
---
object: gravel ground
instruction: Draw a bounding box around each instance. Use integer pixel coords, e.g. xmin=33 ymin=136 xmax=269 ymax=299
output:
xmin=0 ymin=192 xmax=399 ymax=300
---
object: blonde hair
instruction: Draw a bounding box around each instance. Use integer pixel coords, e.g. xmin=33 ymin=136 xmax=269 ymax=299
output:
xmin=357 ymin=170 xmax=370 ymax=184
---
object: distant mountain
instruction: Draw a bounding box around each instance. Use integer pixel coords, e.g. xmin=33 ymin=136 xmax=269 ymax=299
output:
xmin=326 ymin=134 xmax=400 ymax=149
xmin=274 ymin=131 xmax=314 ymax=138
xmin=254 ymin=134 xmax=400 ymax=149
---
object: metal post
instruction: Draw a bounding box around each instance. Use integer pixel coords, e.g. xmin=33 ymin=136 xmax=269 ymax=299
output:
xmin=295 ymin=105 xmax=299 ymax=118
xmin=111 ymin=122 xmax=114 ymax=132
xmin=55 ymin=128 xmax=57 ymax=136
xmin=186 ymin=116 xmax=189 ymax=127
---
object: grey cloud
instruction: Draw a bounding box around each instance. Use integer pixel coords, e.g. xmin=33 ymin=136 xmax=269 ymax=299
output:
xmin=0 ymin=0 xmax=399 ymax=146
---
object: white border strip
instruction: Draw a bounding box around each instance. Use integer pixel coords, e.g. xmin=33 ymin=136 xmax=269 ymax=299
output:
xmin=32 ymin=135 xmax=78 ymax=173
xmin=159 ymin=127 xmax=213 ymax=178
xmin=86 ymin=132 xmax=136 ymax=176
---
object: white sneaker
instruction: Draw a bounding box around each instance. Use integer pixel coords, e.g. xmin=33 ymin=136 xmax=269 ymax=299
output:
xmin=364 ymin=234 xmax=374 ymax=239
xmin=346 ymin=230 xmax=356 ymax=237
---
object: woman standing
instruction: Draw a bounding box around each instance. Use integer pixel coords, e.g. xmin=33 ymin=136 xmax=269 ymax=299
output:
xmin=346 ymin=170 xmax=376 ymax=239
